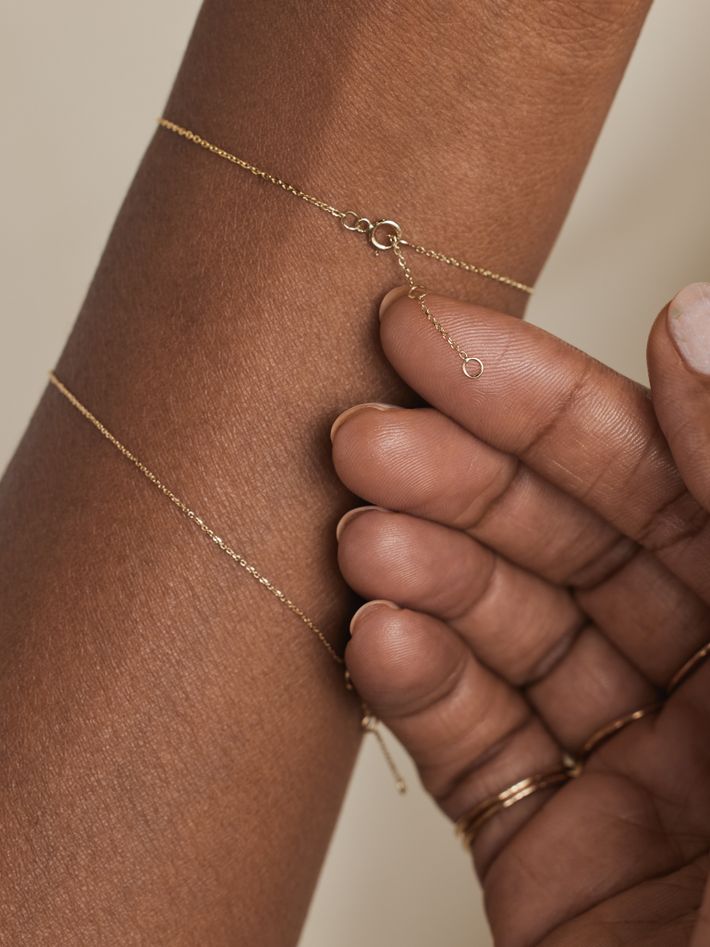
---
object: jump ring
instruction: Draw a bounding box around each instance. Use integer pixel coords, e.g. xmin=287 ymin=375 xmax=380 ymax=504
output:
xmin=342 ymin=211 xmax=373 ymax=234
xmin=341 ymin=210 xmax=361 ymax=231
xmin=462 ymin=356 xmax=484 ymax=379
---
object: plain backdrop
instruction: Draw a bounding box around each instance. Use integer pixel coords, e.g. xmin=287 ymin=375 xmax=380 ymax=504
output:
xmin=2 ymin=2 xmax=709 ymax=945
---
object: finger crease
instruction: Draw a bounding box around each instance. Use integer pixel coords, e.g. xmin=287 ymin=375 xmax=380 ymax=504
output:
xmin=519 ymin=357 xmax=597 ymax=463
xmin=636 ymin=487 xmax=710 ymax=555
xmin=565 ymin=534 xmax=639 ymax=591
xmin=383 ymin=646 xmax=470 ymax=722
xmin=435 ymin=712 xmax=537 ymax=807
xmin=458 ymin=457 xmax=522 ymax=535
xmin=520 ymin=616 xmax=587 ymax=686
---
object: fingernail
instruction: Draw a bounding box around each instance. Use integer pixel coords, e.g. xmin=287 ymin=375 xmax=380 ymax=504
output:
xmin=350 ymin=599 xmax=401 ymax=636
xmin=329 ymin=402 xmax=398 ymax=442
xmin=379 ymin=285 xmax=410 ymax=320
xmin=667 ymin=282 xmax=710 ymax=375
xmin=336 ymin=505 xmax=389 ymax=542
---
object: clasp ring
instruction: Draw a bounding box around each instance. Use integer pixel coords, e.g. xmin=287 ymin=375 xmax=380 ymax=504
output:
xmin=341 ymin=213 xmax=402 ymax=250
xmin=370 ymin=219 xmax=402 ymax=251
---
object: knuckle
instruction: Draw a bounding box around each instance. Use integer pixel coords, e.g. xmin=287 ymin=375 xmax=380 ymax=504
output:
xmin=636 ymin=488 xmax=710 ymax=555
xmin=566 ymin=534 xmax=638 ymax=589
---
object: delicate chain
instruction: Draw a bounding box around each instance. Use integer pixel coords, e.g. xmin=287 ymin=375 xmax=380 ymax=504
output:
xmin=361 ymin=709 xmax=406 ymax=795
xmin=398 ymin=240 xmax=533 ymax=296
xmin=48 ymin=372 xmax=407 ymax=792
xmin=48 ymin=372 xmax=342 ymax=662
xmin=158 ymin=119 xmax=345 ymax=219
xmin=157 ymin=119 xmax=532 ymax=293
xmin=390 ymin=240 xmax=485 ymax=379
xmin=157 ymin=118 xmax=532 ymax=380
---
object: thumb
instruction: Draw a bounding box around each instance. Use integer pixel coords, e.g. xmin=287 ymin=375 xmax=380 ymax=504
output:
xmin=647 ymin=282 xmax=710 ymax=512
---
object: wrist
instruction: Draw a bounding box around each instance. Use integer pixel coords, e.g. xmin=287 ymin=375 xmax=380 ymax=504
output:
xmin=163 ymin=0 xmax=650 ymax=316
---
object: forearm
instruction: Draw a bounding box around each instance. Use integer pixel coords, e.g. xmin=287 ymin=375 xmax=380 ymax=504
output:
xmin=0 ymin=1 xmax=651 ymax=944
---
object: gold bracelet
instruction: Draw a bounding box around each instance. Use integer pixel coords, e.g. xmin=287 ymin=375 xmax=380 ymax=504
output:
xmin=157 ymin=118 xmax=534 ymax=380
xmin=48 ymin=372 xmax=406 ymax=794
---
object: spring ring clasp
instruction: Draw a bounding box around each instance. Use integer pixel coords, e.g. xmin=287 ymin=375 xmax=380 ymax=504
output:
xmin=341 ymin=212 xmax=402 ymax=251
xmin=369 ymin=219 xmax=402 ymax=251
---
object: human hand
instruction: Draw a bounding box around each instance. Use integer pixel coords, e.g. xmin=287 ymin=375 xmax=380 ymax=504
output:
xmin=330 ymin=283 xmax=710 ymax=946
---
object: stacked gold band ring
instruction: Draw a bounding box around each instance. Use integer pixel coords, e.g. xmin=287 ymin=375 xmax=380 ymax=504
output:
xmin=456 ymin=758 xmax=581 ymax=848
xmin=456 ymin=641 xmax=710 ymax=849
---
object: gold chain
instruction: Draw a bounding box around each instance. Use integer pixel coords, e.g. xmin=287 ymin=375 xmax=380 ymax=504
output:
xmin=46 ymin=118 xmax=532 ymax=795
xmin=48 ymin=372 xmax=406 ymax=792
xmin=157 ymin=119 xmax=532 ymax=294
xmin=157 ymin=118 xmax=533 ymax=380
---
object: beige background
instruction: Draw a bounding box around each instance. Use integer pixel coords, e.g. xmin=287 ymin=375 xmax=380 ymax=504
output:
xmin=2 ymin=2 xmax=709 ymax=944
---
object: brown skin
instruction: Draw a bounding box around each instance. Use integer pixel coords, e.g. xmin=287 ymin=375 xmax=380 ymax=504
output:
xmin=0 ymin=1 xmax=652 ymax=944
xmin=332 ymin=291 xmax=710 ymax=945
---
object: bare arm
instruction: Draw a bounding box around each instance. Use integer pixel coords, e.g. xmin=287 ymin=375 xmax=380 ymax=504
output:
xmin=0 ymin=2 xmax=652 ymax=944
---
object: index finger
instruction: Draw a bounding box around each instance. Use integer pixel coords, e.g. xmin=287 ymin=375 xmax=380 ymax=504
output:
xmin=378 ymin=288 xmax=710 ymax=603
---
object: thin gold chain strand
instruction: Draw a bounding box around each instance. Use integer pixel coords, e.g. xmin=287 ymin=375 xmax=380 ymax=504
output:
xmin=48 ymin=372 xmax=408 ymax=793
xmin=157 ymin=118 xmax=533 ymax=298
xmin=158 ymin=119 xmax=346 ymax=219
xmin=398 ymin=240 xmax=533 ymax=296
xmin=390 ymin=238 xmax=485 ymax=379
xmin=361 ymin=707 xmax=406 ymax=795
xmin=48 ymin=371 xmax=343 ymax=666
